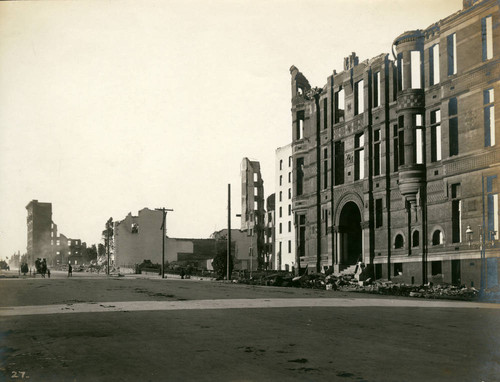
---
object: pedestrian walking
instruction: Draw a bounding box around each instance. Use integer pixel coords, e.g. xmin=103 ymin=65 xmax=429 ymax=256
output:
xmin=68 ymin=264 xmax=72 ymax=277
xmin=47 ymin=269 xmax=51 ymax=278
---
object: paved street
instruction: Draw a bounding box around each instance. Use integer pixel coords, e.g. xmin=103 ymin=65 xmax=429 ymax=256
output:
xmin=1 ymin=272 xmax=499 ymax=382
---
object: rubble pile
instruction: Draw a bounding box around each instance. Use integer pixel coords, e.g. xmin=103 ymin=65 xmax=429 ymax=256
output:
xmin=236 ymin=271 xmax=487 ymax=301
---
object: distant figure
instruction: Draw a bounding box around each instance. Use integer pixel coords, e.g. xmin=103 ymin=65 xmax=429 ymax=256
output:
xmin=68 ymin=264 xmax=73 ymax=277
xmin=47 ymin=269 xmax=51 ymax=278
xmin=180 ymin=268 xmax=185 ymax=279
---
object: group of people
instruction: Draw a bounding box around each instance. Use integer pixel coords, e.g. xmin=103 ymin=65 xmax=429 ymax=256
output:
xmin=19 ymin=259 xmax=51 ymax=278
xmin=34 ymin=258 xmax=50 ymax=278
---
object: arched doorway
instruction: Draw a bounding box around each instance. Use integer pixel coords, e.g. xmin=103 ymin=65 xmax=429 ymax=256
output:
xmin=338 ymin=201 xmax=362 ymax=265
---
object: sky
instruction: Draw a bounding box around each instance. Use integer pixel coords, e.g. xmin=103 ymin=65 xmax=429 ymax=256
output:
xmin=0 ymin=0 xmax=463 ymax=259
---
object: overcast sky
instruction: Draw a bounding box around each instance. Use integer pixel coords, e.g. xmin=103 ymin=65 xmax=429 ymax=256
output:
xmin=0 ymin=0 xmax=462 ymax=259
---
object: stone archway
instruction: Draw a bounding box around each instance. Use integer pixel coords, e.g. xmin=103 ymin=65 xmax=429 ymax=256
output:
xmin=338 ymin=201 xmax=362 ymax=266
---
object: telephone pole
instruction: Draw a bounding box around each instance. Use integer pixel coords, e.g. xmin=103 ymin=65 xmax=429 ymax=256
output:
xmin=156 ymin=207 xmax=173 ymax=279
xmin=227 ymin=184 xmax=231 ymax=281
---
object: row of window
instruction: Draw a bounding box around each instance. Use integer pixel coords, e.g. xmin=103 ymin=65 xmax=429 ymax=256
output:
xmin=277 ymin=220 xmax=293 ymax=234
xmin=51 ymin=239 xmax=80 ymax=246
xmin=278 ymin=240 xmax=293 ymax=255
xmin=279 ymin=156 xmax=293 ymax=170
xmin=294 ymin=15 xmax=494 ymax=139
xmin=278 ymin=172 xmax=292 ymax=186
xmin=295 ymin=87 xmax=495 ymax=193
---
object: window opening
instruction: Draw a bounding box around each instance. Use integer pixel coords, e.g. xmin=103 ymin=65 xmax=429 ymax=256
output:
xmin=484 ymin=88 xmax=495 ymax=147
xmin=430 ymin=110 xmax=442 ymax=161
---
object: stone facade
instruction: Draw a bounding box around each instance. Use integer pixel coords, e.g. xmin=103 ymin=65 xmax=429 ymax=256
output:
xmin=290 ymin=0 xmax=500 ymax=287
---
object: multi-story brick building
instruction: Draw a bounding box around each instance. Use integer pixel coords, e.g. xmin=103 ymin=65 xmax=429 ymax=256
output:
xmin=275 ymin=144 xmax=296 ymax=271
xmin=240 ymin=157 xmax=266 ymax=270
xmin=26 ymin=200 xmax=52 ymax=265
xmin=290 ymin=0 xmax=499 ymax=287
xmin=26 ymin=200 xmax=86 ymax=266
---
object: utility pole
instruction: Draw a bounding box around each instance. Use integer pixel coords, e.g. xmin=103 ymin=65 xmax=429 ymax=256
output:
xmin=227 ymin=184 xmax=231 ymax=281
xmin=156 ymin=207 xmax=174 ymax=279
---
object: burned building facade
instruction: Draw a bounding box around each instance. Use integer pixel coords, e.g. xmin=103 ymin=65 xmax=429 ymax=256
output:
xmin=291 ymin=0 xmax=499 ymax=287
xmin=26 ymin=200 xmax=86 ymax=266
xmin=240 ymin=158 xmax=266 ymax=269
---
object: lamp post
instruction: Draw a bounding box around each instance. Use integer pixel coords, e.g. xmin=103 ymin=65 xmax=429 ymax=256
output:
xmin=466 ymin=226 xmax=473 ymax=247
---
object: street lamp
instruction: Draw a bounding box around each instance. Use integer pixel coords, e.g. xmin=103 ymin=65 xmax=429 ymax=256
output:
xmin=466 ymin=226 xmax=474 ymax=247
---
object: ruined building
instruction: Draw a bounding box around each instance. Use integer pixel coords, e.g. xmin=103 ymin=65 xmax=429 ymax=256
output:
xmin=240 ymin=158 xmax=266 ymax=270
xmin=26 ymin=200 xmax=86 ymax=266
xmin=113 ymin=208 xmax=164 ymax=267
xmin=290 ymin=0 xmax=499 ymax=287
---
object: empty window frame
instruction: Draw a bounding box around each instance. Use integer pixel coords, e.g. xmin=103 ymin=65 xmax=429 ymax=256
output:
xmin=279 ymin=191 xmax=282 ymax=202
xmin=375 ymin=198 xmax=383 ymax=228
xmin=410 ymin=50 xmax=421 ymax=89
xmin=486 ymin=175 xmax=499 ymax=242
xmin=394 ymin=234 xmax=404 ymax=249
xmin=288 ymin=240 xmax=292 ymax=253
xmin=288 ymin=204 xmax=291 ymax=215
xmin=279 ymin=175 xmax=283 ymax=186
xmin=334 ymin=141 xmax=345 ymax=185
xmin=429 ymin=44 xmax=440 ymax=86
xmin=323 ymin=148 xmax=328 ymax=189
xmin=412 ymin=230 xmax=420 ymax=247
xmin=279 ymin=159 xmax=283 ymax=170
xmin=484 ymin=88 xmax=495 ymax=147
xmin=296 ymin=157 xmax=304 ymax=196
xmin=395 ymin=116 xmax=405 ymax=168
xmin=451 ymin=184 xmax=462 ymax=243
xmin=298 ymin=215 xmax=306 ymax=257
xmin=430 ymin=110 xmax=442 ymax=161
xmin=447 ymin=33 xmax=457 ymax=76
xmin=288 ymin=221 xmax=291 ymax=232
xmin=323 ymin=98 xmax=328 ymax=130
xmin=431 ymin=261 xmax=442 ymax=276
xmin=393 ymin=125 xmax=399 ymax=172
xmin=288 ymin=172 xmax=291 ymax=183
xmin=279 ymin=223 xmax=282 ymax=234
xmin=374 ymin=129 xmax=381 ymax=176
xmin=355 ymin=80 xmax=364 ymax=115
xmin=482 ymin=15 xmax=493 ymax=61
xmin=394 ymin=263 xmax=403 ymax=276
xmin=335 ymin=88 xmax=345 ymax=123
xmin=373 ymin=71 xmax=381 ymax=107
xmin=432 ymin=230 xmax=443 ymax=245
xmin=415 ymin=114 xmax=424 ymax=164
xmin=354 ymin=133 xmax=365 ymax=180
xmin=296 ymin=111 xmax=304 ymax=140
xmin=279 ymin=207 xmax=282 ymax=218
xmin=397 ymin=53 xmax=404 ymax=91
xmin=288 ymin=188 xmax=291 ymax=200
xmin=449 ymin=98 xmax=459 ymax=156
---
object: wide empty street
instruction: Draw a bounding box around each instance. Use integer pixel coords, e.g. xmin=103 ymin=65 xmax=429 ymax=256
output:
xmin=1 ymin=273 xmax=499 ymax=382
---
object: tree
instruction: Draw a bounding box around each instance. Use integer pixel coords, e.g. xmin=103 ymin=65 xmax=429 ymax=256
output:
xmin=211 ymin=248 xmax=233 ymax=280
xmin=0 ymin=260 xmax=8 ymax=270
xmin=97 ymin=243 xmax=105 ymax=258
xmin=83 ymin=244 xmax=98 ymax=262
